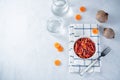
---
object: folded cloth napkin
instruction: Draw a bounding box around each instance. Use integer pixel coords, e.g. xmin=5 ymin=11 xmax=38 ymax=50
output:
xmin=68 ymin=24 xmax=101 ymax=73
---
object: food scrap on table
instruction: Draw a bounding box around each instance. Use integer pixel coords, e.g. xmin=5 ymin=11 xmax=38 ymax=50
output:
xmin=75 ymin=14 xmax=82 ymax=21
xmin=80 ymin=6 xmax=86 ymax=12
xmin=92 ymin=28 xmax=99 ymax=34
xmin=54 ymin=42 xmax=64 ymax=52
xmin=54 ymin=59 xmax=61 ymax=66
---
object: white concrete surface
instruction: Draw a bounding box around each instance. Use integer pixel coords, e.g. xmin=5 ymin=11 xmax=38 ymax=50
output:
xmin=0 ymin=0 xmax=120 ymax=80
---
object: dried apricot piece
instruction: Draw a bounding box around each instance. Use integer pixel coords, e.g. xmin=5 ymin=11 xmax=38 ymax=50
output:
xmin=54 ymin=59 xmax=61 ymax=66
xmin=80 ymin=6 xmax=86 ymax=12
xmin=75 ymin=14 xmax=82 ymax=20
xmin=92 ymin=28 xmax=99 ymax=34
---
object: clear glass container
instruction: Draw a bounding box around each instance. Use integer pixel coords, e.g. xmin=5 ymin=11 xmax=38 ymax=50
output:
xmin=51 ymin=0 xmax=69 ymax=17
xmin=47 ymin=17 xmax=63 ymax=33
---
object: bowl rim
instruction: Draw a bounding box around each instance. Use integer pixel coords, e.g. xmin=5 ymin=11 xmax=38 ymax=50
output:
xmin=73 ymin=37 xmax=96 ymax=59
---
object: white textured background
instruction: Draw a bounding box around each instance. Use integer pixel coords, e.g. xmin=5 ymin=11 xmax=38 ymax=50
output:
xmin=0 ymin=0 xmax=120 ymax=80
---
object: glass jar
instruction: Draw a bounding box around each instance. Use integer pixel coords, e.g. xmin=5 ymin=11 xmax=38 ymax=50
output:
xmin=51 ymin=0 xmax=69 ymax=17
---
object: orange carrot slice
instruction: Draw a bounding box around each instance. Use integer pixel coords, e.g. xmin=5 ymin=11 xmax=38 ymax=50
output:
xmin=80 ymin=6 xmax=86 ymax=12
xmin=92 ymin=28 xmax=99 ymax=34
xmin=54 ymin=42 xmax=61 ymax=48
xmin=54 ymin=42 xmax=64 ymax=52
xmin=57 ymin=46 xmax=64 ymax=52
xmin=54 ymin=59 xmax=61 ymax=66
xmin=75 ymin=14 xmax=82 ymax=20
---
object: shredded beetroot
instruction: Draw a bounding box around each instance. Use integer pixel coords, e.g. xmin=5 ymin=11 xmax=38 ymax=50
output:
xmin=74 ymin=38 xmax=96 ymax=58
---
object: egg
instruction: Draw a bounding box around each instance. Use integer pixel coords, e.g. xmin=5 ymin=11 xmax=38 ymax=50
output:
xmin=103 ymin=28 xmax=115 ymax=39
xmin=96 ymin=10 xmax=108 ymax=23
